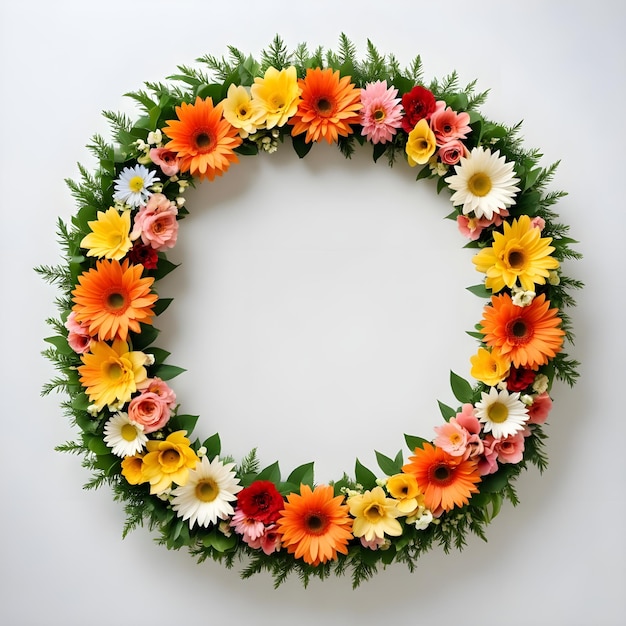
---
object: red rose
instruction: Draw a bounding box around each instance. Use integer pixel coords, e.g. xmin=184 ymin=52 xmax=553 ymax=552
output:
xmin=128 ymin=241 xmax=158 ymax=269
xmin=401 ymin=85 xmax=436 ymax=132
xmin=506 ymin=366 xmax=536 ymax=392
xmin=237 ymin=480 xmax=284 ymax=524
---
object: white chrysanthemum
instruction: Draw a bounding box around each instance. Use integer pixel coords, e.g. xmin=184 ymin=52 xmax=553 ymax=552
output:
xmin=113 ymin=164 xmax=159 ymax=207
xmin=447 ymin=146 xmax=520 ymax=219
xmin=474 ymin=387 xmax=529 ymax=439
xmin=103 ymin=412 xmax=147 ymax=457
xmin=171 ymin=456 xmax=243 ymax=528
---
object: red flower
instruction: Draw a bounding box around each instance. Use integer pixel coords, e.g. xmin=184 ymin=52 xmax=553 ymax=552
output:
xmin=237 ymin=480 xmax=284 ymax=524
xmin=401 ymin=85 xmax=436 ymax=132
xmin=127 ymin=242 xmax=158 ymax=269
xmin=505 ymin=366 xmax=536 ymax=392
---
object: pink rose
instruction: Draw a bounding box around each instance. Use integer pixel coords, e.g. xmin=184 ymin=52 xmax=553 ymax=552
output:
xmin=138 ymin=377 xmax=177 ymax=406
xmin=430 ymin=103 xmax=471 ymax=144
xmin=131 ymin=193 xmax=179 ymax=251
xmin=478 ymin=436 xmax=499 ymax=475
xmin=65 ymin=311 xmax=91 ymax=354
xmin=149 ymin=147 xmax=180 ymax=176
xmin=493 ymin=432 xmax=525 ymax=464
xmin=526 ymin=392 xmax=553 ymax=425
xmin=128 ymin=391 xmax=172 ymax=433
xmin=438 ymin=140 xmax=467 ymax=165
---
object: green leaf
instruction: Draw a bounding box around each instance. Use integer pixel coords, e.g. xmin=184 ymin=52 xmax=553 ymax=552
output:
xmin=92 ymin=453 xmax=120 ymax=475
xmin=203 ymin=433 xmax=221 ymax=459
xmin=44 ymin=335 xmax=74 ymax=355
xmin=286 ymin=462 xmax=315 ymax=488
xmin=151 ymin=257 xmax=179 ymax=281
xmin=196 ymin=83 xmax=223 ymax=100
xmin=234 ymin=142 xmax=259 ymax=156
xmin=375 ymin=450 xmax=403 ymax=476
xmin=466 ymin=330 xmax=484 ymax=340
xmin=152 ymin=364 xmax=186 ymax=381
xmin=130 ymin=324 xmax=160 ymax=350
xmin=372 ymin=141 xmax=387 ymax=163
xmin=354 ymin=458 xmax=377 ymax=489
xmin=168 ymin=414 xmax=199 ymax=434
xmin=291 ymin=134 xmax=313 ymax=158
xmin=404 ymin=434 xmax=428 ymax=453
xmin=466 ymin=283 xmax=491 ymax=298
xmin=256 ymin=461 xmax=281 ymax=484
xmin=202 ymin=531 xmax=238 ymax=552
xmin=148 ymin=347 xmax=171 ymax=365
xmin=71 ymin=393 xmax=91 ymax=412
xmin=153 ymin=298 xmax=173 ymax=316
xmin=415 ymin=166 xmax=431 ymax=181
xmin=86 ymin=435 xmax=110 ymax=456
xmin=437 ymin=400 xmax=457 ymax=421
xmin=450 ymin=370 xmax=474 ymax=403
xmin=479 ymin=466 xmax=516 ymax=493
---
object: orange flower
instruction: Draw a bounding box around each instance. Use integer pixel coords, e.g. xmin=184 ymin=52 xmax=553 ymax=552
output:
xmin=402 ymin=443 xmax=481 ymax=515
xmin=72 ymin=259 xmax=157 ymax=342
xmin=276 ymin=484 xmax=353 ymax=566
xmin=480 ymin=293 xmax=565 ymax=370
xmin=162 ymin=97 xmax=242 ymax=180
xmin=289 ymin=68 xmax=362 ymax=144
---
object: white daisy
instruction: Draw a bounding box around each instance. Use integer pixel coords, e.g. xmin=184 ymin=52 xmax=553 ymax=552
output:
xmin=447 ymin=146 xmax=520 ymax=219
xmin=103 ymin=412 xmax=147 ymax=457
xmin=474 ymin=387 xmax=529 ymax=439
xmin=171 ymin=456 xmax=243 ymax=528
xmin=113 ymin=164 xmax=159 ymax=207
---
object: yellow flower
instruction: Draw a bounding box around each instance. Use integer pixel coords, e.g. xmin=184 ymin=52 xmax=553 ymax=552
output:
xmin=470 ymin=347 xmax=511 ymax=386
xmin=405 ymin=119 xmax=437 ymax=166
xmin=121 ymin=453 xmax=145 ymax=485
xmin=80 ymin=207 xmax=132 ymax=260
xmin=472 ymin=215 xmax=560 ymax=292
xmin=250 ymin=66 xmax=301 ymax=129
xmin=78 ymin=339 xmax=149 ymax=411
xmin=222 ymin=84 xmax=264 ymax=138
xmin=141 ymin=431 xmax=199 ymax=495
xmin=348 ymin=486 xmax=403 ymax=542
xmin=385 ymin=473 xmax=425 ymax=515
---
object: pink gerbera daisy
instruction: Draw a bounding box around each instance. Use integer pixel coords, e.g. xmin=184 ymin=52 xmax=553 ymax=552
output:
xmin=360 ymin=80 xmax=403 ymax=144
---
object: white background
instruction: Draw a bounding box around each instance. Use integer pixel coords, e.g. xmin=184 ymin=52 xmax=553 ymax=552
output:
xmin=1 ymin=1 xmax=624 ymax=624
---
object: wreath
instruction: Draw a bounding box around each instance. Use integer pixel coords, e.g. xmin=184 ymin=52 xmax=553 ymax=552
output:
xmin=39 ymin=35 xmax=582 ymax=588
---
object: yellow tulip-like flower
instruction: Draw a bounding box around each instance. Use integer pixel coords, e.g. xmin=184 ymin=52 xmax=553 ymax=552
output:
xmin=141 ymin=431 xmax=199 ymax=495
xmin=405 ymin=118 xmax=437 ymax=166
xmin=385 ymin=473 xmax=425 ymax=515
xmin=470 ymin=347 xmax=511 ymax=386
xmin=222 ymin=84 xmax=265 ymax=138
xmin=78 ymin=339 xmax=149 ymax=411
xmin=121 ymin=453 xmax=145 ymax=485
xmin=348 ymin=486 xmax=403 ymax=542
xmin=472 ymin=215 xmax=560 ymax=292
xmin=80 ymin=207 xmax=132 ymax=260
xmin=250 ymin=65 xmax=301 ymax=129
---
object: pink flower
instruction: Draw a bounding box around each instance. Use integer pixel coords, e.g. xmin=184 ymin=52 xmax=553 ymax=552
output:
xmin=65 ymin=311 xmax=91 ymax=353
xmin=360 ymin=80 xmax=404 ymax=144
xmin=131 ymin=193 xmax=179 ymax=251
xmin=531 ymin=216 xmax=546 ymax=230
xmin=230 ymin=508 xmax=265 ymax=541
xmin=438 ymin=140 xmax=467 ymax=165
xmin=478 ymin=436 xmax=499 ymax=475
xmin=526 ymin=392 xmax=553 ymax=425
xmin=246 ymin=524 xmax=281 ymax=555
xmin=493 ymin=432 xmax=525 ymax=464
xmin=454 ymin=403 xmax=481 ymax=434
xmin=127 ymin=390 xmax=173 ymax=433
xmin=138 ymin=377 xmax=177 ymax=406
xmin=434 ymin=421 xmax=470 ymax=457
xmin=430 ymin=102 xmax=471 ymax=145
xmin=360 ymin=535 xmax=386 ymax=550
xmin=456 ymin=209 xmax=510 ymax=240
xmin=149 ymin=147 xmax=180 ymax=176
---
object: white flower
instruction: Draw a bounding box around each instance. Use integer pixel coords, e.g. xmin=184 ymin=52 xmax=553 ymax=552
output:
xmin=511 ymin=285 xmax=536 ymax=307
xmin=171 ymin=456 xmax=242 ymax=528
xmin=447 ymin=146 xmax=520 ymax=219
xmin=103 ymin=412 xmax=147 ymax=457
xmin=532 ymin=373 xmax=549 ymax=394
xmin=147 ymin=129 xmax=162 ymax=145
xmin=474 ymin=387 xmax=529 ymax=439
xmin=407 ymin=508 xmax=433 ymax=530
xmin=113 ymin=164 xmax=159 ymax=207
xmin=548 ymin=269 xmax=560 ymax=285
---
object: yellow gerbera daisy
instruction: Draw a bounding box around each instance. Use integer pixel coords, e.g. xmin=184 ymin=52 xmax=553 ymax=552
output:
xmin=250 ymin=65 xmax=301 ymax=129
xmin=472 ymin=215 xmax=560 ymax=292
xmin=78 ymin=339 xmax=149 ymax=411
xmin=80 ymin=207 xmax=132 ymax=260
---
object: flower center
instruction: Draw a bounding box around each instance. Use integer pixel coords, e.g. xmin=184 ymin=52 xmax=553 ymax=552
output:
xmin=364 ymin=503 xmax=385 ymax=523
xmin=121 ymin=424 xmax=138 ymax=441
xmin=507 ymin=249 xmax=525 ymax=269
xmin=315 ymin=97 xmax=333 ymax=115
xmin=195 ymin=478 xmax=219 ymax=502
xmin=106 ymin=292 xmax=126 ymax=310
xmin=128 ymin=176 xmax=145 ymax=193
xmin=194 ymin=131 xmax=212 ymax=149
xmin=106 ymin=361 xmax=123 ymax=380
xmin=269 ymin=96 xmax=285 ymax=111
xmin=488 ymin=401 xmax=509 ymax=423
xmin=160 ymin=448 xmax=180 ymax=467
xmin=238 ymin=106 xmax=249 ymax=117
xmin=305 ymin=512 xmax=328 ymax=534
xmin=433 ymin=465 xmax=451 ymax=482
xmin=373 ymin=108 xmax=385 ymax=122
xmin=467 ymin=172 xmax=493 ymax=197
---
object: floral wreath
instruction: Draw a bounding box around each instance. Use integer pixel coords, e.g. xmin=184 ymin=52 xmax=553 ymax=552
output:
xmin=40 ymin=36 xmax=582 ymax=588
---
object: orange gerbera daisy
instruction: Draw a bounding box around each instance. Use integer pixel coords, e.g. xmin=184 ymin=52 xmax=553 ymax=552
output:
xmin=162 ymin=96 xmax=242 ymax=180
xmin=480 ymin=293 xmax=565 ymax=370
xmin=402 ymin=443 xmax=481 ymax=515
xmin=289 ymin=68 xmax=362 ymax=144
xmin=275 ymin=484 xmax=353 ymax=566
xmin=72 ymin=258 xmax=157 ymax=342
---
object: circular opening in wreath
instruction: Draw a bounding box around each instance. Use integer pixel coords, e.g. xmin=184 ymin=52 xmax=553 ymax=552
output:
xmin=157 ymin=144 xmax=478 ymax=479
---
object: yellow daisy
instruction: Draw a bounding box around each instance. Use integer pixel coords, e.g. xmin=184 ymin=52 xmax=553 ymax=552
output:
xmin=80 ymin=207 xmax=132 ymax=260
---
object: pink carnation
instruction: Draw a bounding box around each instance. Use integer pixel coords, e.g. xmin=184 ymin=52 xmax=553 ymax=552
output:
xmin=131 ymin=193 xmax=179 ymax=251
xmin=430 ymin=102 xmax=471 ymax=145
xmin=526 ymin=392 xmax=553 ymax=425
xmin=230 ymin=509 xmax=265 ymax=541
xmin=360 ymin=80 xmax=404 ymax=144
xmin=65 ymin=311 xmax=91 ymax=354
xmin=127 ymin=390 xmax=173 ymax=433
xmin=493 ymin=432 xmax=525 ymax=464
xmin=149 ymin=147 xmax=180 ymax=176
